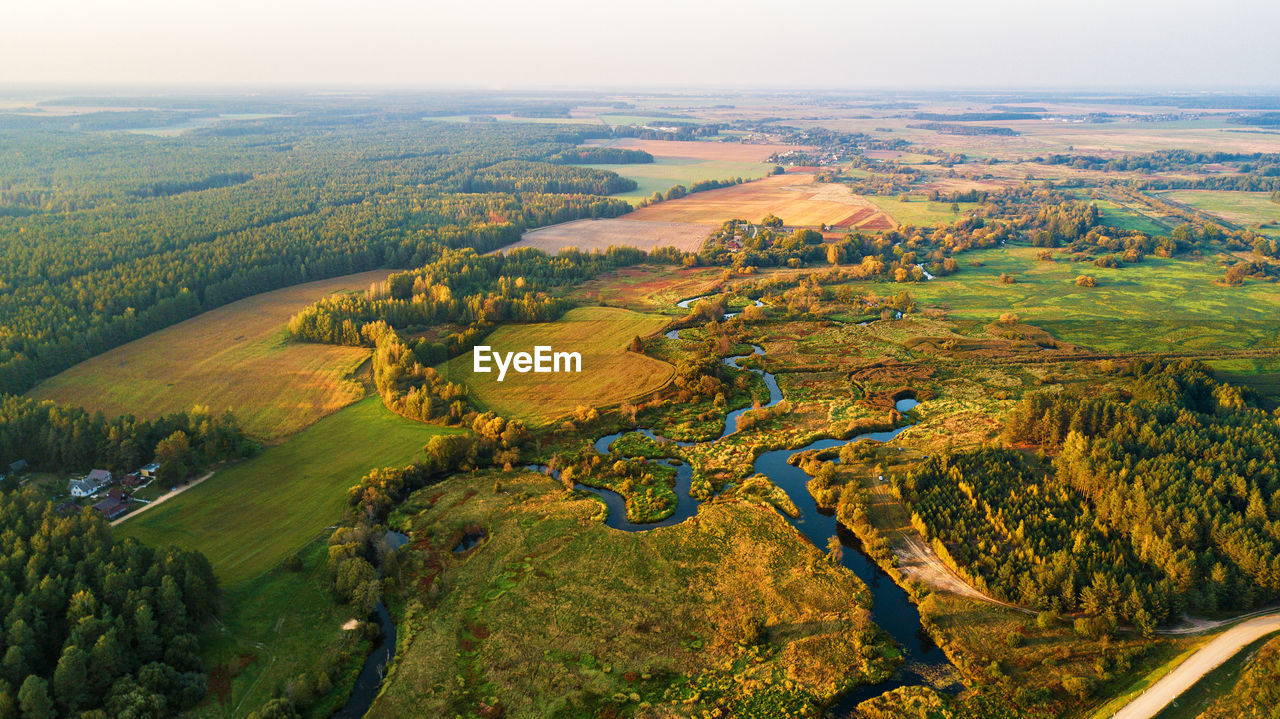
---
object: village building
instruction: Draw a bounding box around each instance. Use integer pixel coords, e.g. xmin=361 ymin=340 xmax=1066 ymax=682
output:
xmin=68 ymin=468 xmax=112 ymax=497
xmin=92 ymin=488 xmax=131 ymax=521
xmin=139 ymin=462 xmax=162 ymax=479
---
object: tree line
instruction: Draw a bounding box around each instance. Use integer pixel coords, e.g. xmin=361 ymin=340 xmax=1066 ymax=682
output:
xmin=0 ymin=395 xmax=250 ymax=476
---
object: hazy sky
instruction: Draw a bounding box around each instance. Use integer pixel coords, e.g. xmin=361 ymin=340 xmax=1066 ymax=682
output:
xmin=4 ymin=0 xmax=1278 ymax=89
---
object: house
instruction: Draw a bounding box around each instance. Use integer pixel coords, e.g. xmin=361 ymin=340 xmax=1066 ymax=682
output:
xmin=139 ymin=463 xmax=162 ymax=479
xmin=8 ymin=460 xmax=28 ymax=475
xmin=68 ymin=478 xmax=99 ymax=497
xmin=68 ymin=469 xmax=111 ymax=498
xmin=54 ymin=500 xmax=78 ymax=516
xmin=93 ymin=489 xmax=131 ymax=521
xmin=122 ymin=472 xmax=144 ymax=488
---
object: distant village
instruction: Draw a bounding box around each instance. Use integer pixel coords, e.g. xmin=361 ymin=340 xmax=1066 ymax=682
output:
xmin=3 ymin=459 xmax=164 ymax=522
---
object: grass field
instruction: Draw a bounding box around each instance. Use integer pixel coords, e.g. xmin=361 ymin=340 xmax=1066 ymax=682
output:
xmin=118 ymin=396 xmax=464 ymax=589
xmin=438 ymin=306 xmax=675 ymax=425
xmin=863 ymin=195 xmax=980 ymax=229
xmin=569 ymin=265 xmax=724 ymax=312
xmin=28 ymin=271 xmax=390 ymax=440
xmin=586 ymin=138 xmax=802 ymax=163
xmin=507 ymin=217 xmax=711 ymax=254
xmin=584 ymin=157 xmax=772 ymax=202
xmin=577 ymin=138 xmax=796 ymax=203
xmin=904 ymin=245 xmax=1280 ymax=354
xmin=194 ymin=539 xmax=371 ymax=719
xmin=1206 ymin=356 xmax=1280 ymax=406
xmin=1091 ymin=199 xmax=1170 ymax=235
xmin=627 ymin=172 xmax=892 ymax=228
xmin=1161 ymin=190 xmax=1280 ymax=236
xmin=371 ymin=469 xmax=895 ymax=718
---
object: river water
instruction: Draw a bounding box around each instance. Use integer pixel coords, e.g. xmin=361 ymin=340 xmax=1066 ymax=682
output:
xmin=344 ymin=296 xmax=952 ymax=716
xmin=575 ymin=297 xmax=955 ymax=711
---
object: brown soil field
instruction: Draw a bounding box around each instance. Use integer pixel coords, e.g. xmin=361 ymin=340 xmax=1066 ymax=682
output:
xmin=507 ymin=218 xmax=712 ymax=253
xmin=28 ymin=271 xmax=390 ymax=441
xmin=626 ymin=171 xmax=893 ymax=228
xmin=587 ymin=137 xmax=806 ymax=162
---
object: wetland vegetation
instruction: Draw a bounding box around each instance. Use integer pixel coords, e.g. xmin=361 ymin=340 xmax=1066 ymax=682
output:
xmin=3 ymin=88 xmax=1280 ymax=719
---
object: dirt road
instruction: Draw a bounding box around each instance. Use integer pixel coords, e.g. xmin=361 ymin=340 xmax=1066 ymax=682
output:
xmin=110 ymin=471 xmax=214 ymax=527
xmin=1110 ymin=612 xmax=1280 ymax=719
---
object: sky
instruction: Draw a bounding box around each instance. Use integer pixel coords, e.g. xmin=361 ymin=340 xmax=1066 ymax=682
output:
xmin=3 ymin=0 xmax=1278 ymax=89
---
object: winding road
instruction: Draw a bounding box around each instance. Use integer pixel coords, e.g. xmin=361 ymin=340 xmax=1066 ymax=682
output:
xmin=1110 ymin=611 xmax=1280 ymax=719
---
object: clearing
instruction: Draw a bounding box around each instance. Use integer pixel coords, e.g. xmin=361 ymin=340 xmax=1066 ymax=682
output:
xmin=506 ymin=217 xmax=710 ymax=253
xmin=577 ymin=137 xmax=793 ymax=202
xmin=28 ymin=271 xmax=390 ymax=441
xmin=438 ymin=306 xmax=675 ymax=425
xmin=904 ymin=245 xmax=1280 ymax=354
xmin=584 ymin=137 xmax=802 ymax=163
xmin=117 ymin=396 xmax=465 ymax=590
xmin=1160 ymin=190 xmax=1280 ymax=236
xmin=628 ymin=171 xmax=894 ymax=229
xmin=863 ymin=195 xmax=981 ymax=229
xmin=568 ymin=265 xmax=724 ymax=311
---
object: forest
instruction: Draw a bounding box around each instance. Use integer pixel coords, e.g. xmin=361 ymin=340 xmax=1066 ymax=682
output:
xmin=0 ymin=120 xmax=636 ymax=396
xmin=901 ymin=362 xmax=1280 ymax=633
xmin=0 ymin=490 xmax=219 ymax=718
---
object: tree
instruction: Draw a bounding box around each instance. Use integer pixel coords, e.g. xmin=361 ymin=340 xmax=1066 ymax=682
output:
xmin=17 ymin=676 xmax=53 ymax=719
xmin=154 ymin=430 xmax=192 ymax=485
xmin=826 ymin=536 xmax=844 ymax=564
xmin=53 ymin=646 xmax=90 ymax=714
xmin=1075 ymin=275 xmax=1097 ymax=287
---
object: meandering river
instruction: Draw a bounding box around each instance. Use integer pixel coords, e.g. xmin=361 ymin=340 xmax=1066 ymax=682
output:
xmin=574 ymin=296 xmax=954 ymax=709
xmin=346 ymin=295 xmax=952 ymax=717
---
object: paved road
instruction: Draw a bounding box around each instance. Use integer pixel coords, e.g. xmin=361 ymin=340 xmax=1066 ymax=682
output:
xmin=1111 ymin=612 xmax=1280 ymax=719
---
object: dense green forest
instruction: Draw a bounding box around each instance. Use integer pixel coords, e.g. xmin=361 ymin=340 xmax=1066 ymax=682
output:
xmin=900 ymin=362 xmax=1280 ymax=632
xmin=0 ymin=119 xmax=635 ymax=396
xmin=0 ymin=396 xmax=249 ymax=477
xmin=0 ymin=490 xmax=219 ymax=717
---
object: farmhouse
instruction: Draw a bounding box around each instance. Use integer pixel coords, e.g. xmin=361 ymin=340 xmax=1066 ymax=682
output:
xmin=69 ymin=468 xmax=113 ymax=497
xmin=93 ymin=488 xmax=131 ymax=521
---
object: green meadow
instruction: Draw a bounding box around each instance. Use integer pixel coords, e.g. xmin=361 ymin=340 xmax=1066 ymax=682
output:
xmin=192 ymin=539 xmax=370 ymax=719
xmin=905 ymin=245 xmax=1280 ymax=354
xmin=864 ymin=195 xmax=981 ymax=228
xmin=582 ymin=157 xmax=771 ymax=202
xmin=119 ymin=396 xmax=464 ymax=590
xmin=1094 ymin=199 xmax=1170 ymax=234
xmin=1162 ymin=190 xmax=1280 ymax=236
